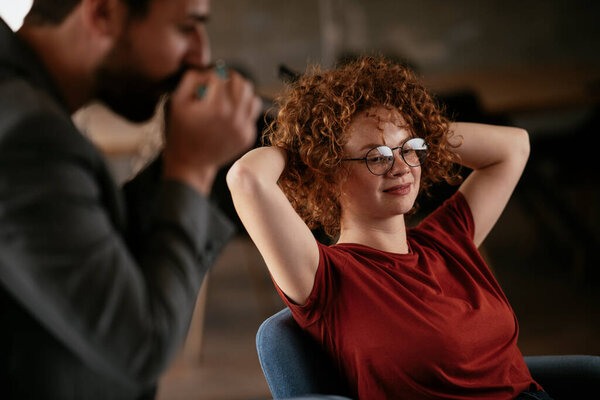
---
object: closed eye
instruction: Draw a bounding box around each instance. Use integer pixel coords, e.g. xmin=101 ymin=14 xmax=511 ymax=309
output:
xmin=178 ymin=24 xmax=197 ymax=34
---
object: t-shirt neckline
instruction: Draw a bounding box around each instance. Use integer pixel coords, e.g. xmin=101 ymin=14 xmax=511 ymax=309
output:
xmin=332 ymin=240 xmax=415 ymax=257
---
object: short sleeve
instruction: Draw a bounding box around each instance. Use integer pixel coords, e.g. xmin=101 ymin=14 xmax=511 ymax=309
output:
xmin=273 ymin=241 xmax=343 ymax=327
xmin=416 ymin=191 xmax=475 ymax=241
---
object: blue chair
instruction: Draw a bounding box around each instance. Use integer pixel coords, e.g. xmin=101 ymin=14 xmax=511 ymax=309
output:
xmin=256 ymin=308 xmax=600 ymax=400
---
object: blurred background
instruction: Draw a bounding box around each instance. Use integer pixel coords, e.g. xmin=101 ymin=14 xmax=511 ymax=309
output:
xmin=1 ymin=1 xmax=599 ymax=399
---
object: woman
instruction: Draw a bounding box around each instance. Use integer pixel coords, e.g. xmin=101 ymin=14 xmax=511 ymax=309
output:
xmin=227 ymin=57 xmax=550 ymax=399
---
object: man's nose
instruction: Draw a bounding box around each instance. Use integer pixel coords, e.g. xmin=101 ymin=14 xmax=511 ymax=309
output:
xmin=184 ymin=27 xmax=211 ymax=69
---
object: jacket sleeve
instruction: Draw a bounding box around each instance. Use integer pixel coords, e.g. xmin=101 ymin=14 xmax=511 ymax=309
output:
xmin=0 ymin=110 xmax=234 ymax=390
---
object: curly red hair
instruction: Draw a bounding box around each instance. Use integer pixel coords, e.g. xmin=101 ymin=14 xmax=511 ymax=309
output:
xmin=267 ymin=56 xmax=461 ymax=238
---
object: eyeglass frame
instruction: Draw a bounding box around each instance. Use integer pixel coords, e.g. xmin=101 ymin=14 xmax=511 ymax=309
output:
xmin=341 ymin=138 xmax=428 ymax=176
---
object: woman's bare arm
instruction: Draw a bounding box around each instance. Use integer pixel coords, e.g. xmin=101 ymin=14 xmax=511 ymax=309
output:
xmin=226 ymin=147 xmax=319 ymax=304
xmin=451 ymin=122 xmax=530 ymax=247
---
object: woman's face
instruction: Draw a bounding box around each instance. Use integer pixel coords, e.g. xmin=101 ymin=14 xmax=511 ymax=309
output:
xmin=339 ymin=107 xmax=421 ymax=225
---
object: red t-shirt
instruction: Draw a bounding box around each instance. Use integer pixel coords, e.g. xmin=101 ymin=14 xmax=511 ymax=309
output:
xmin=277 ymin=191 xmax=541 ymax=399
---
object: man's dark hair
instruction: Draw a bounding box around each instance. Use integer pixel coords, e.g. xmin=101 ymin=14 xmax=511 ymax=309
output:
xmin=24 ymin=0 xmax=152 ymax=25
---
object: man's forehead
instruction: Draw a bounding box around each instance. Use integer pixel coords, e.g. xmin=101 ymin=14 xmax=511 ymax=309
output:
xmin=147 ymin=0 xmax=210 ymax=17
xmin=184 ymin=0 xmax=210 ymax=13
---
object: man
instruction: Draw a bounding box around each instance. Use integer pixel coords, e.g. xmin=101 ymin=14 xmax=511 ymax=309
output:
xmin=0 ymin=0 xmax=261 ymax=399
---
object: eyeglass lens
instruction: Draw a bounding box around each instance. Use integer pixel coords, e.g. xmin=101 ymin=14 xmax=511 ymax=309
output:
xmin=365 ymin=138 xmax=428 ymax=175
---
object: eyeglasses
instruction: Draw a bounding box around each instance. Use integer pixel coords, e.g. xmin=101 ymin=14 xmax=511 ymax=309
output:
xmin=342 ymin=138 xmax=428 ymax=176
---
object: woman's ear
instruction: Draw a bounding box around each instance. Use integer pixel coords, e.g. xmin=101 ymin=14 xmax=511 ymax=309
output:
xmin=80 ymin=0 xmax=128 ymax=41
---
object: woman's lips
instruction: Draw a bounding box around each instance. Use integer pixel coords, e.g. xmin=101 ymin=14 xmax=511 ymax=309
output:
xmin=383 ymin=183 xmax=411 ymax=195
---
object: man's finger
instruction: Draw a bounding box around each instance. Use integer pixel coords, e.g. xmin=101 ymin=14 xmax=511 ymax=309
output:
xmin=172 ymin=69 xmax=213 ymax=103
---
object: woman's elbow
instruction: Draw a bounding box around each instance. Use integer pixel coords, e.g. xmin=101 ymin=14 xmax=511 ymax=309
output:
xmin=227 ymin=147 xmax=285 ymax=195
xmin=510 ymin=127 xmax=530 ymax=164
xmin=518 ymin=128 xmax=530 ymax=160
xmin=226 ymin=160 xmax=256 ymax=196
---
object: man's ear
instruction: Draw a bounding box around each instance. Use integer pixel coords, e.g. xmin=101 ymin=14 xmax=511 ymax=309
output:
xmin=80 ymin=0 xmax=128 ymax=40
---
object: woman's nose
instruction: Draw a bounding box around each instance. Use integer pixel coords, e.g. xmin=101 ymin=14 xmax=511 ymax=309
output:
xmin=388 ymin=151 xmax=411 ymax=176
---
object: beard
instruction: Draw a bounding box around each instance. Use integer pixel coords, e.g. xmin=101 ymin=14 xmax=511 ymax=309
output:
xmin=94 ymin=65 xmax=185 ymax=123
xmin=93 ymin=34 xmax=188 ymax=123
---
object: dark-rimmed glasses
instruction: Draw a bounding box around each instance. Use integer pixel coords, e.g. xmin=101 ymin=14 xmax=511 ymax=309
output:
xmin=342 ymin=138 xmax=428 ymax=176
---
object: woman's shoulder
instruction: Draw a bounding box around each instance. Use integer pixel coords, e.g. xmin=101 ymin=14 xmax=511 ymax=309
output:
xmin=409 ymin=190 xmax=475 ymax=245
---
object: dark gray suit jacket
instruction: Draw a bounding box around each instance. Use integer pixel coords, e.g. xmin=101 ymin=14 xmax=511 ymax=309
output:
xmin=0 ymin=19 xmax=233 ymax=399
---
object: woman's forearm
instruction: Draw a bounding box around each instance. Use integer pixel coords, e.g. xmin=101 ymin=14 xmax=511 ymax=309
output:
xmin=449 ymin=122 xmax=530 ymax=172
xmin=449 ymin=122 xmax=530 ymax=246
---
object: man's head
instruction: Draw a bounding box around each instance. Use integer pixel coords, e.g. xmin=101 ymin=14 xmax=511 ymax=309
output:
xmin=24 ymin=0 xmax=151 ymax=26
xmin=94 ymin=0 xmax=212 ymax=122
xmin=23 ymin=0 xmax=211 ymax=122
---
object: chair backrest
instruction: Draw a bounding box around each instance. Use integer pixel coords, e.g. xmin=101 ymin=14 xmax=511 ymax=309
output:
xmin=256 ymin=308 xmax=350 ymax=399
xmin=523 ymin=354 xmax=600 ymax=399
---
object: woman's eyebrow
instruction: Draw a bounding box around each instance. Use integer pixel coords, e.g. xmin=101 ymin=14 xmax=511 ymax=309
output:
xmin=359 ymin=143 xmax=382 ymax=151
xmin=356 ymin=126 xmax=412 ymax=151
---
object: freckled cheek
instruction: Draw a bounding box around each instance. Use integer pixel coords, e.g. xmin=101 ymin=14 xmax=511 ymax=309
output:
xmin=340 ymin=175 xmax=381 ymax=208
xmin=412 ymin=168 xmax=422 ymax=194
